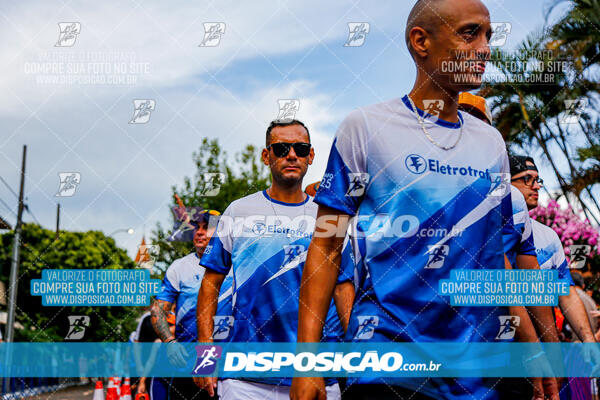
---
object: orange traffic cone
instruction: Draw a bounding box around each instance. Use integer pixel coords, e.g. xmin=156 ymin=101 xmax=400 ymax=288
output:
xmin=134 ymin=394 xmax=149 ymax=400
xmin=93 ymin=380 xmax=105 ymax=400
xmin=115 ymin=377 xmax=121 ymax=396
xmin=120 ymin=378 xmax=132 ymax=400
xmin=106 ymin=378 xmax=119 ymax=400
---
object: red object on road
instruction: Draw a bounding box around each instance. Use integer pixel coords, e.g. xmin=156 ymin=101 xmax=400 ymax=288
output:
xmin=120 ymin=378 xmax=132 ymax=400
xmin=106 ymin=378 xmax=119 ymax=400
xmin=134 ymin=394 xmax=149 ymax=400
xmin=93 ymin=380 xmax=105 ymax=400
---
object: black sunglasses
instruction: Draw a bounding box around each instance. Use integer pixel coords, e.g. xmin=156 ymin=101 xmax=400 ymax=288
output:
xmin=267 ymin=142 xmax=311 ymax=158
xmin=511 ymin=175 xmax=544 ymax=187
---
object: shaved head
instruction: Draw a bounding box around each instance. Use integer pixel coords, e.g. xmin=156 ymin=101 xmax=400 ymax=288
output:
xmin=405 ymin=0 xmax=490 ymax=60
xmin=404 ymin=0 xmax=491 ymax=93
xmin=406 ymin=0 xmax=449 ymax=58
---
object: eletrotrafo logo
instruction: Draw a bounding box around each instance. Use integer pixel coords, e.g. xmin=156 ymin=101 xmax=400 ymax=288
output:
xmin=405 ymin=154 xmax=427 ymax=174
xmin=404 ymin=153 xmax=494 ymax=182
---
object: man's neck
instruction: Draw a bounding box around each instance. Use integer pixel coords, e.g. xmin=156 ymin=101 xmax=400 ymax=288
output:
xmin=267 ymin=182 xmax=305 ymax=204
xmin=408 ymin=82 xmax=459 ymax=123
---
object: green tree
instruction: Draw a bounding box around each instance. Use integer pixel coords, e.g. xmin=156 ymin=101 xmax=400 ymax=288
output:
xmin=151 ymin=138 xmax=270 ymax=269
xmin=0 ymin=224 xmax=139 ymax=342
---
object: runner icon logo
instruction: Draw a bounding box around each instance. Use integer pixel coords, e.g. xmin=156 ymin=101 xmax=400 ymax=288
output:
xmin=345 ymin=173 xmax=369 ymax=197
xmin=569 ymin=245 xmax=591 ymax=269
xmin=192 ymin=345 xmax=223 ymax=375
xmin=129 ymin=99 xmax=156 ymax=124
xmin=490 ymin=22 xmax=512 ymax=47
xmin=199 ymin=23 xmax=226 ymax=47
xmin=354 ymin=316 xmax=379 ymax=340
xmin=488 ymin=173 xmax=510 ymax=197
xmin=495 ymin=315 xmax=520 ymax=340
xmin=55 ymin=172 xmax=81 ymax=197
xmin=65 ymin=315 xmax=90 ymax=340
xmin=344 ymin=23 xmax=370 ymax=47
xmin=55 ymin=22 xmax=81 ymax=47
xmin=425 ymin=245 xmax=449 ymax=269
xmin=276 ymin=99 xmax=300 ymax=122
xmin=212 ymin=316 xmax=234 ymax=340
xmin=200 ymin=173 xmax=225 ymax=197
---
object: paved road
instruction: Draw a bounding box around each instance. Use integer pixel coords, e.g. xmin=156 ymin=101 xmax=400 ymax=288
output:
xmin=22 ymin=384 xmax=95 ymax=400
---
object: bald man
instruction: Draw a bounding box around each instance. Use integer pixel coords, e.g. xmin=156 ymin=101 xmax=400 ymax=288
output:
xmin=291 ymin=0 xmax=559 ymax=399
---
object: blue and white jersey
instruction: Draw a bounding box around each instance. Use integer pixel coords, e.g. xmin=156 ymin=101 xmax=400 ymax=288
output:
xmin=201 ymin=190 xmax=353 ymax=344
xmin=314 ymin=96 xmax=512 ymax=398
xmin=212 ymin=271 xmax=234 ymax=342
xmin=504 ymin=186 xmax=536 ymax=267
xmin=155 ymin=252 xmax=205 ymax=342
xmin=532 ymin=219 xmax=574 ymax=286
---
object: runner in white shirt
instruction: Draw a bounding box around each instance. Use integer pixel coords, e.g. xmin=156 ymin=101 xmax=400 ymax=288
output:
xmin=510 ymin=155 xmax=598 ymax=346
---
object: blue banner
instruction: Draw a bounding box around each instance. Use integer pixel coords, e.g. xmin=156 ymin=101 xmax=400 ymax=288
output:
xmin=0 ymin=343 xmax=598 ymax=378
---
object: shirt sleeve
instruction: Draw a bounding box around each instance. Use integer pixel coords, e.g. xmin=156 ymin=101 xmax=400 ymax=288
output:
xmin=314 ymin=109 xmax=369 ymax=216
xmin=499 ymin=151 xmax=513 ymax=232
xmin=337 ymin=236 xmax=355 ymax=284
xmin=512 ymin=190 xmax=536 ymax=257
xmin=155 ymin=262 xmax=180 ymax=303
xmin=199 ymin=203 xmax=234 ymax=275
xmin=551 ymin=235 xmax=575 ymax=286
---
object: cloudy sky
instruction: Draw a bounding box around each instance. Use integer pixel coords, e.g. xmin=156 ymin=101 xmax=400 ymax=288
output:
xmin=0 ymin=0 xmax=566 ymax=258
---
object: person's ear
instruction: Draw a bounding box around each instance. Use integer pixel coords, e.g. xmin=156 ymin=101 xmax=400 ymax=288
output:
xmin=409 ymin=26 xmax=430 ymax=59
xmin=308 ymin=147 xmax=315 ymax=165
xmin=261 ymin=147 xmax=270 ymax=166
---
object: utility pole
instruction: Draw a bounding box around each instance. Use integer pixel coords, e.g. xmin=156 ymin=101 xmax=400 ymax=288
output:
xmin=5 ymin=145 xmax=26 ymax=343
xmin=55 ymin=203 xmax=60 ymax=240
xmin=3 ymin=145 xmax=26 ymax=394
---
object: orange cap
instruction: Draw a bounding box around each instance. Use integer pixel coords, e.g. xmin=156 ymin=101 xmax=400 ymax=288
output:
xmin=167 ymin=312 xmax=176 ymax=325
xmin=304 ymin=181 xmax=321 ymax=197
xmin=458 ymin=92 xmax=492 ymax=125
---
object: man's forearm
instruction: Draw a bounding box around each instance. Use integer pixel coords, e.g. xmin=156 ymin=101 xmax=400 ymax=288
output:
xmin=196 ymin=271 xmax=224 ymax=342
xmin=298 ymin=236 xmax=343 ymax=342
xmin=151 ymin=299 xmax=175 ymax=342
xmin=333 ymin=281 xmax=355 ymax=333
xmin=515 ymin=254 xmax=560 ymax=342
xmin=560 ymin=287 xmax=596 ymax=342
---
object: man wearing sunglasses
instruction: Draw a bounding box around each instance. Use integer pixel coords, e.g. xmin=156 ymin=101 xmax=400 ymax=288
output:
xmin=195 ymin=119 xmax=354 ymax=399
xmin=151 ymin=209 xmax=220 ymax=400
xmin=510 ymin=155 xmax=599 ymax=347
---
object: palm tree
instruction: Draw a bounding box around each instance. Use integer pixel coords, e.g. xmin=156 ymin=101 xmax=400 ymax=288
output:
xmin=481 ymin=30 xmax=600 ymax=224
xmin=546 ymin=0 xmax=600 ymax=71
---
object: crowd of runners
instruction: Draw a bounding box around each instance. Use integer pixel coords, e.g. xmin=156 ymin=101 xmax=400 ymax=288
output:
xmin=121 ymin=0 xmax=600 ymax=399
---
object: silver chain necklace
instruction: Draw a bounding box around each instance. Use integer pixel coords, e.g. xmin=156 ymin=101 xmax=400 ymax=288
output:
xmin=266 ymin=188 xmax=307 ymax=238
xmin=406 ymin=95 xmax=463 ymax=151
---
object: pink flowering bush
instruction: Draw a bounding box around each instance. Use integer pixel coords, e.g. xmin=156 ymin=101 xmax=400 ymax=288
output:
xmin=529 ymin=199 xmax=599 ymax=259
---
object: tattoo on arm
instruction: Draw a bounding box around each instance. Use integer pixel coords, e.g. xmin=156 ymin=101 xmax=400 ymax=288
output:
xmin=151 ymin=299 xmax=175 ymax=342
